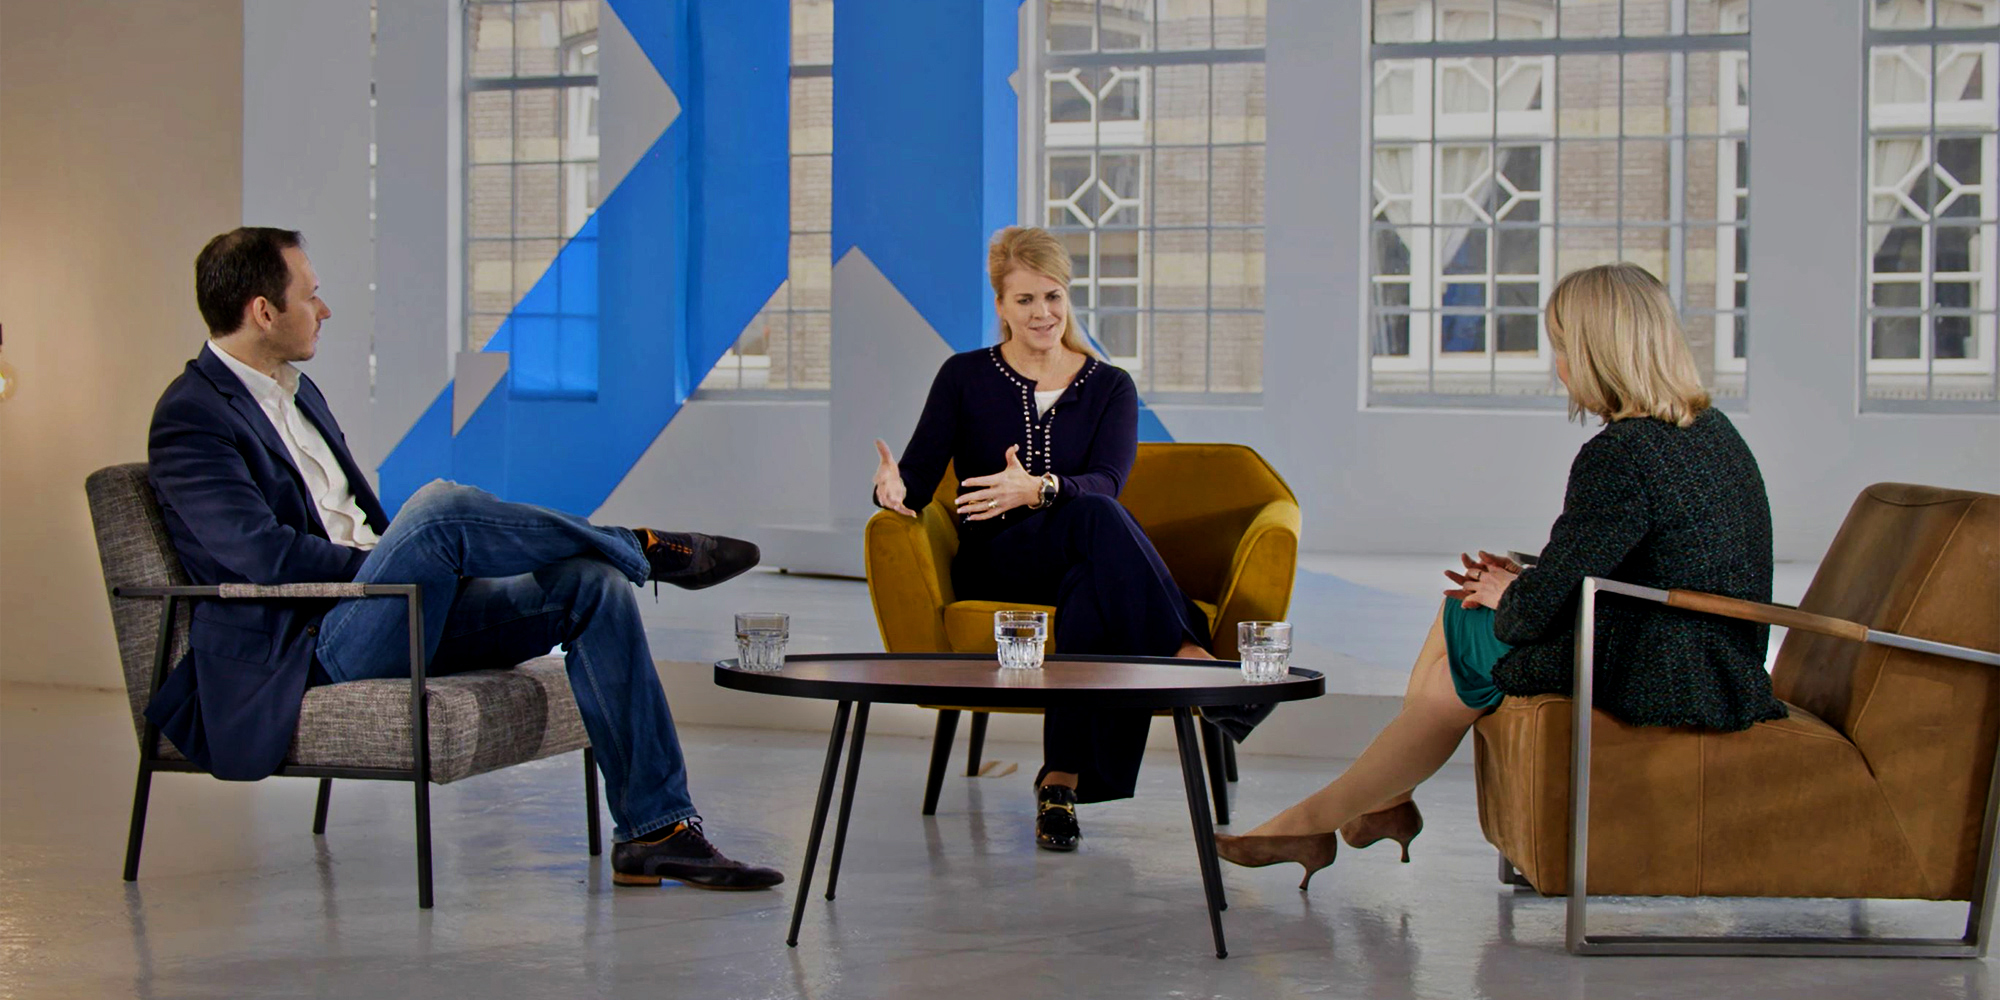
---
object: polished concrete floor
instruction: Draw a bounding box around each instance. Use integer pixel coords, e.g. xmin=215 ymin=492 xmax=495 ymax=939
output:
xmin=4 ymin=677 xmax=1990 ymax=1000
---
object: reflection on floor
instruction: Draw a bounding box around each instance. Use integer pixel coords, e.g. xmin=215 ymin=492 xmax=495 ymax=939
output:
xmin=3 ymin=684 xmax=1985 ymax=1000
xmin=7 ymin=555 xmax=1894 ymax=1000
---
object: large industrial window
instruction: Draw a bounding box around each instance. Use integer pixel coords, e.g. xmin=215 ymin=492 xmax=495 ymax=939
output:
xmin=700 ymin=0 xmax=834 ymax=393
xmin=464 ymin=0 xmax=600 ymax=371
xmin=1033 ymin=0 xmax=1267 ymax=398
xmin=1863 ymin=0 xmax=1999 ymax=412
xmin=1368 ymin=0 xmax=1749 ymax=406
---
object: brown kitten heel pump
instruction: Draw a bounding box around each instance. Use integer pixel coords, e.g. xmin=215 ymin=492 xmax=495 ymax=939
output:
xmin=1338 ymin=801 xmax=1423 ymax=863
xmin=1213 ymin=832 xmax=1341 ymax=891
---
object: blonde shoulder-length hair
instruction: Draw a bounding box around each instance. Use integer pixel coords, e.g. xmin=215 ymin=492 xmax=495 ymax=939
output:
xmin=988 ymin=226 xmax=1100 ymax=359
xmin=1544 ymin=262 xmax=1710 ymax=427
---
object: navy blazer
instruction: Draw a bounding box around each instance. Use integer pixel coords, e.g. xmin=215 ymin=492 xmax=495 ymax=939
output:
xmin=144 ymin=347 xmax=389 ymax=780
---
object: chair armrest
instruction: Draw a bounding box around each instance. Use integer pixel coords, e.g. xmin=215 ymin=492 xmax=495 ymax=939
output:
xmin=1212 ymin=499 xmax=1302 ymax=658
xmin=1584 ymin=576 xmax=2000 ymax=666
xmin=864 ymin=509 xmax=954 ymax=652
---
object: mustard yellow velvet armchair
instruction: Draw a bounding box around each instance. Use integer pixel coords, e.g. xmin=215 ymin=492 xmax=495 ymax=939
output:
xmin=864 ymin=442 xmax=1301 ymax=818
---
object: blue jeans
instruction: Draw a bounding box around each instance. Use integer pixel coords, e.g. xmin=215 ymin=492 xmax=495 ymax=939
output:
xmin=315 ymin=480 xmax=695 ymax=841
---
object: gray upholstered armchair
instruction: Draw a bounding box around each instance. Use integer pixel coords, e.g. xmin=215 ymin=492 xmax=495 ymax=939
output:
xmin=86 ymin=463 xmax=598 ymax=908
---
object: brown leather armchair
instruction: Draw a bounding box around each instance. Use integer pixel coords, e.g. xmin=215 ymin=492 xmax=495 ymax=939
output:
xmin=1474 ymin=483 xmax=2000 ymax=956
xmin=863 ymin=442 xmax=1300 ymax=820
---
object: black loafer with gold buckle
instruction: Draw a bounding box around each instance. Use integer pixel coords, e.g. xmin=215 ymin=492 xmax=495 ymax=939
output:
xmin=1035 ymin=784 xmax=1080 ymax=852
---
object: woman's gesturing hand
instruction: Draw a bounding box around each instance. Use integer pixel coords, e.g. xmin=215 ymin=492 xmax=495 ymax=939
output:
xmin=873 ymin=439 xmax=916 ymax=517
xmin=1443 ymin=550 xmax=1520 ymax=610
xmin=956 ymin=445 xmax=1041 ymax=522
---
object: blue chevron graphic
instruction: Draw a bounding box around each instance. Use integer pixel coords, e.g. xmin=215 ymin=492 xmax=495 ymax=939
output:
xmin=378 ymin=0 xmax=790 ymax=514
xmin=832 ymin=0 xmax=1174 ymax=442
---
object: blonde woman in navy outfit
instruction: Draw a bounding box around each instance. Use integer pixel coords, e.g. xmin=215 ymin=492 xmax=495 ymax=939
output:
xmin=872 ymin=226 xmax=1218 ymax=851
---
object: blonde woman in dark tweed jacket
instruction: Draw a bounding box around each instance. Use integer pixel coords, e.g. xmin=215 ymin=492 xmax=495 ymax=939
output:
xmin=1217 ymin=263 xmax=1787 ymax=889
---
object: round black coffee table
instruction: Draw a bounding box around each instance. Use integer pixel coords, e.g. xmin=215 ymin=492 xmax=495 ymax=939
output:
xmin=713 ymin=651 xmax=1324 ymax=959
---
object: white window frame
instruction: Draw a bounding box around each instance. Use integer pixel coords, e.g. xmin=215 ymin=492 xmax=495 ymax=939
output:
xmin=1864 ymin=38 xmax=1999 ymax=383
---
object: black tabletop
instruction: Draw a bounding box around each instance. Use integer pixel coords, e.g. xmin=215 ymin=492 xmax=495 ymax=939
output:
xmin=712 ymin=652 xmax=1324 ymax=710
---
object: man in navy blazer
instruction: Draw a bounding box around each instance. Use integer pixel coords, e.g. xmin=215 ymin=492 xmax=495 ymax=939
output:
xmin=147 ymin=227 xmax=781 ymax=890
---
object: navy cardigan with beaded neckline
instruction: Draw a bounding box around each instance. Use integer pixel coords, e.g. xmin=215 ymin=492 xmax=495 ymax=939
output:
xmin=883 ymin=346 xmax=1139 ymax=550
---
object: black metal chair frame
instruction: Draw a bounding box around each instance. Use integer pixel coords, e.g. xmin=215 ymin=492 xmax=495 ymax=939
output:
xmin=922 ymin=708 xmax=1241 ymax=824
xmin=114 ymin=582 xmax=601 ymax=909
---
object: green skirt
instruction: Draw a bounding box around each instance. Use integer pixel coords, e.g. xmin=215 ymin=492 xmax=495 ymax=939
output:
xmin=1443 ymin=601 xmax=1513 ymax=710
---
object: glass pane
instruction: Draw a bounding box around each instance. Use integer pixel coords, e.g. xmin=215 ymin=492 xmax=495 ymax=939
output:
xmin=1049 ymin=72 xmax=1094 ymax=123
xmin=1098 ymin=312 xmax=1141 ymax=356
xmin=1936 ymin=280 xmax=1974 ymax=308
xmin=1871 ymin=136 xmax=1933 ymax=222
xmin=1374 ymin=0 xmax=1427 ymax=42
xmin=562 ymin=162 xmax=597 ymax=237
xmin=1438 ymin=0 xmax=1493 ymax=41
xmin=1211 ymin=228 xmax=1264 ymax=309
xmin=792 ymin=77 xmax=832 ymax=155
xmin=1212 ymin=63 xmax=1265 ymax=144
xmin=1048 ymin=0 xmax=1097 ymax=52
xmin=1872 ymin=0 xmax=1933 ymax=28
xmin=1440 ymin=312 xmax=1486 ymax=353
xmin=1557 ymin=225 xmax=1620 ymax=274
xmin=1872 ymin=315 xmax=1924 ymax=358
xmin=1933 ymin=224 xmax=1980 ymax=273
xmin=1374 ymin=226 xmax=1416 ymax=277
xmin=469 ymin=90 xmax=514 ymax=164
xmin=515 ymin=87 xmax=562 ymax=162
xmin=1498 ymin=313 xmax=1540 ymax=353
xmin=1374 ymin=60 xmax=1421 ymax=124
xmin=791 ymin=232 xmax=831 ymax=311
xmin=1498 ymin=0 xmax=1557 ymax=38
xmin=514 ymin=164 xmax=560 ymax=238
xmin=1497 ymin=57 xmax=1547 ymax=115
xmin=1556 ymin=140 xmax=1621 ymax=221
xmin=1938 ymin=0 xmax=2000 ymax=26
xmin=1436 ymin=57 xmax=1496 ymax=130
xmin=1936 ymin=44 xmax=1991 ymax=107
xmin=1621 ymin=226 xmax=1673 ymax=284
xmin=1151 ymin=148 xmax=1210 ymax=227
xmin=792 ymin=0 xmax=833 ymax=65
xmin=469 ymin=241 xmax=515 ymax=313
xmin=1102 ymin=0 xmax=1153 ymax=51
xmin=1935 ymin=314 xmax=1977 ymax=358
xmin=1623 ymin=53 xmax=1672 ymax=136
xmin=468 ymin=165 xmax=513 ymax=239
xmin=1374 ymin=311 xmax=1413 ymax=356
xmin=514 ymin=239 xmax=560 ymax=301
xmin=1209 ymin=312 xmax=1263 ymax=391
xmin=1874 ymin=281 xmax=1924 ymax=308
xmin=468 ymin=4 xmax=517 ymax=79
xmin=1935 ymin=138 xmax=1984 ymax=219
xmin=1153 ymin=229 xmax=1208 ymax=309
xmin=1621 ymin=140 xmax=1673 ymax=223
xmin=1210 ymin=146 xmax=1263 ymax=226
xmin=1154 ymin=64 xmax=1212 ymax=145
xmin=515 ymin=2 xmax=564 ymax=77
xmin=792 ymin=155 xmax=832 ymax=232
xmin=1872 ymin=46 xmax=1932 ymax=109
xmin=1215 ymin=0 xmax=1264 ymax=47
xmin=1498 ymin=281 xmax=1540 ymax=308
xmin=1496 ymin=227 xmax=1543 ymax=276
xmin=1151 ymin=312 xmax=1208 ymax=391
xmin=1560 ymin=0 xmax=1620 ymax=38
xmin=1689 ymin=0 xmax=1751 ymax=34
xmin=1624 ymin=0 xmax=1672 ymax=36
xmin=1100 ymin=230 xmax=1141 ymax=278
xmin=793 ymin=311 xmax=830 ymax=389
xmin=1558 ymin=55 xmax=1621 ymax=137
xmin=1159 ymin=0 xmax=1215 ymax=49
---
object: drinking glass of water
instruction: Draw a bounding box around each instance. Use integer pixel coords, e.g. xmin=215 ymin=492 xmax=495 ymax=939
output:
xmin=734 ymin=612 xmax=789 ymax=673
xmin=993 ymin=610 xmax=1048 ymax=671
xmin=1237 ymin=621 xmax=1291 ymax=683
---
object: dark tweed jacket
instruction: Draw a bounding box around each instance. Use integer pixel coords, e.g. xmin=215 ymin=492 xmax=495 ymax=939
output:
xmin=1491 ymin=408 xmax=1788 ymax=731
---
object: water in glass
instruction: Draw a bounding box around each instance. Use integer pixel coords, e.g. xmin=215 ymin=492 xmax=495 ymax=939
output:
xmin=734 ymin=612 xmax=789 ymax=673
xmin=1237 ymin=621 xmax=1292 ymax=683
xmin=994 ymin=610 xmax=1048 ymax=671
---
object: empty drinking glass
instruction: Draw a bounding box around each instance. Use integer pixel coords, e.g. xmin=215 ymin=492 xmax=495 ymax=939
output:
xmin=993 ymin=610 xmax=1048 ymax=670
xmin=1237 ymin=621 xmax=1292 ymax=683
xmin=734 ymin=612 xmax=789 ymax=673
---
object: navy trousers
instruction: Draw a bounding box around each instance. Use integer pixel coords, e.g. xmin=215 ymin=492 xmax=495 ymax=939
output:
xmin=954 ymin=494 xmax=1208 ymax=803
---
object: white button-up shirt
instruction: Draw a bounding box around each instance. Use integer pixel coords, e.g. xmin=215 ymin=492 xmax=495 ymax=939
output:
xmin=207 ymin=342 xmax=380 ymax=550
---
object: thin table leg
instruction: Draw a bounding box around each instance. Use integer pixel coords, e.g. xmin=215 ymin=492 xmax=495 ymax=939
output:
xmin=825 ymin=702 xmax=872 ymax=900
xmin=1173 ymin=708 xmax=1230 ymax=959
xmin=787 ymin=700 xmax=852 ymax=948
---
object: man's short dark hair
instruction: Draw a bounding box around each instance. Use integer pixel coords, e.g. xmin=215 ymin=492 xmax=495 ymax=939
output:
xmin=195 ymin=227 xmax=305 ymax=335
